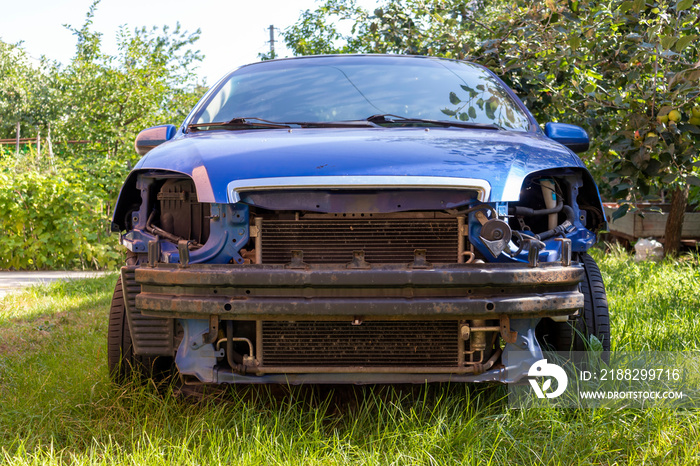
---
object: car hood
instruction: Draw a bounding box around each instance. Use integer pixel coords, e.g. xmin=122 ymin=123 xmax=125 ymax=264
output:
xmin=135 ymin=127 xmax=585 ymax=203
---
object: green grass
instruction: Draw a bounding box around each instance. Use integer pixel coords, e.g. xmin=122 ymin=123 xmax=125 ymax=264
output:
xmin=1 ymin=250 xmax=699 ymax=465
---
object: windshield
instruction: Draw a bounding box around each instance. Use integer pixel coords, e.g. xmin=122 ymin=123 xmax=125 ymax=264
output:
xmin=193 ymin=56 xmax=532 ymax=131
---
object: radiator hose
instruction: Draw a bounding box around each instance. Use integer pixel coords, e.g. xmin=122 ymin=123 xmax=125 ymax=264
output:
xmin=534 ymin=205 xmax=576 ymax=241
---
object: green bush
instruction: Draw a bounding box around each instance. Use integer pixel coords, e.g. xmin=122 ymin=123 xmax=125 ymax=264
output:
xmin=0 ymin=155 xmax=125 ymax=270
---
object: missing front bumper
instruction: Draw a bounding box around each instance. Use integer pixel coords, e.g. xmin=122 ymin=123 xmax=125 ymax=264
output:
xmin=130 ymin=262 xmax=582 ymax=383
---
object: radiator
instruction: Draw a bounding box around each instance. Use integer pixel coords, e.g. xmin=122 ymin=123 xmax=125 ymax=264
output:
xmin=260 ymin=218 xmax=459 ymax=264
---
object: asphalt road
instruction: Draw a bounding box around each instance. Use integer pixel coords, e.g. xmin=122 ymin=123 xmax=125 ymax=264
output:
xmin=0 ymin=271 xmax=110 ymax=299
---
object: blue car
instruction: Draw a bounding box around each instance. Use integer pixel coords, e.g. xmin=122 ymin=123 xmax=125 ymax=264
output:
xmin=109 ymin=55 xmax=609 ymax=385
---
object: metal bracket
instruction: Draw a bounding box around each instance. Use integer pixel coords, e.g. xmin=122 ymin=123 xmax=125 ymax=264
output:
xmin=412 ymin=249 xmax=431 ymax=268
xmin=347 ymin=250 xmax=370 ymax=269
xmin=203 ymin=315 xmax=219 ymax=344
xmin=474 ymin=210 xmax=489 ymax=225
xmin=517 ymin=215 xmax=529 ymax=231
xmin=555 ymin=237 xmax=572 ymax=266
xmin=524 ymin=238 xmax=545 ymax=268
xmin=286 ymin=250 xmax=308 ymax=269
xmin=147 ymin=238 xmax=160 ymax=268
xmin=178 ymin=240 xmax=190 ymax=268
xmin=249 ymin=221 xmax=260 ymax=238
xmin=460 ymin=323 xmax=471 ymax=340
xmin=495 ymin=202 xmax=508 ymax=218
xmin=499 ymin=315 xmax=518 ymax=344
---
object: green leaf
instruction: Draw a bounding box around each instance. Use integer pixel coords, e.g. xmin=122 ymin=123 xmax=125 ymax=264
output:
xmin=644 ymin=159 xmax=662 ymax=176
xmin=675 ymin=35 xmax=698 ymax=52
xmin=688 ymin=176 xmax=700 ymax=187
xmin=588 ymin=334 xmax=604 ymax=352
xmin=619 ymin=1 xmax=634 ymax=12
xmin=611 ymin=204 xmax=630 ymax=222
xmin=676 ymin=0 xmax=694 ymax=11
xmin=569 ymin=35 xmax=581 ymax=50
xmin=468 ymin=106 xmax=477 ymax=119
xmin=449 ymin=92 xmax=461 ymax=105
xmin=662 ymin=173 xmax=677 ymax=183
xmin=681 ymin=124 xmax=700 ymax=134
xmin=660 ymin=35 xmax=677 ymax=50
xmin=613 ymin=183 xmax=632 ymax=192
xmin=430 ymin=12 xmax=444 ymax=23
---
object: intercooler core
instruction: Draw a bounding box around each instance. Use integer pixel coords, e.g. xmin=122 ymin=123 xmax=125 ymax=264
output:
xmin=261 ymin=320 xmax=460 ymax=367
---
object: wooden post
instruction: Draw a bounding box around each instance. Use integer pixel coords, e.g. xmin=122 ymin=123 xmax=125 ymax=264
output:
xmin=15 ymin=122 xmax=20 ymax=156
xmin=269 ymin=25 xmax=275 ymax=59
xmin=36 ymin=129 xmax=41 ymax=156
xmin=47 ymin=122 xmax=54 ymax=164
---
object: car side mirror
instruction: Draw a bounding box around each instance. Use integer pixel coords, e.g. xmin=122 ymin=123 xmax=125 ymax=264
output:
xmin=134 ymin=124 xmax=177 ymax=156
xmin=544 ymin=122 xmax=590 ymax=153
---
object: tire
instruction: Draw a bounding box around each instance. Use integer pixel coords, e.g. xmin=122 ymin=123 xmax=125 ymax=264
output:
xmin=107 ymin=276 xmax=172 ymax=382
xmin=537 ymin=252 xmax=610 ymax=352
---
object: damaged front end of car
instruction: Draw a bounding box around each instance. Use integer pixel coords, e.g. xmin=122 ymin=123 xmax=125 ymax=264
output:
xmin=111 ymin=166 xmax=604 ymax=385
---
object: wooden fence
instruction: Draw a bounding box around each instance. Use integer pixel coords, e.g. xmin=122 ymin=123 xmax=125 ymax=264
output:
xmin=0 ymin=138 xmax=89 ymax=145
xmin=0 ymin=123 xmax=89 ymax=158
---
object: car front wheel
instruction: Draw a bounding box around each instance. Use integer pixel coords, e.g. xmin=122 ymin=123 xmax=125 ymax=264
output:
xmin=107 ymin=276 xmax=172 ymax=382
xmin=537 ymin=252 xmax=610 ymax=352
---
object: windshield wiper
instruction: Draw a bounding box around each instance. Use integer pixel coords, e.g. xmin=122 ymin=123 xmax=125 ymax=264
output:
xmin=287 ymin=120 xmax=379 ymax=128
xmin=365 ymin=114 xmax=502 ymax=130
xmin=188 ymin=117 xmax=292 ymax=131
xmin=188 ymin=117 xmax=380 ymax=131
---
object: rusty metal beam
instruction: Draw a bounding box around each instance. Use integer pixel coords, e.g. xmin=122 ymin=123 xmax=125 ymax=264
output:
xmin=135 ymin=262 xmax=584 ymax=288
xmin=136 ymin=292 xmax=582 ymax=319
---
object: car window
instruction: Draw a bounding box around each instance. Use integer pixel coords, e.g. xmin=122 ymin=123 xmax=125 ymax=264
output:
xmin=195 ymin=58 xmax=531 ymax=131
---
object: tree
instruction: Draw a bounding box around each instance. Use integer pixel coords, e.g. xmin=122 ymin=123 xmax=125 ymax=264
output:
xmin=57 ymin=0 xmax=205 ymax=163
xmin=0 ymin=1 xmax=207 ymax=269
xmin=284 ymin=0 xmax=498 ymax=58
xmin=588 ymin=0 xmax=700 ymax=256
xmin=0 ymin=40 xmax=62 ymax=140
xmin=283 ymin=0 xmax=700 ymax=255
